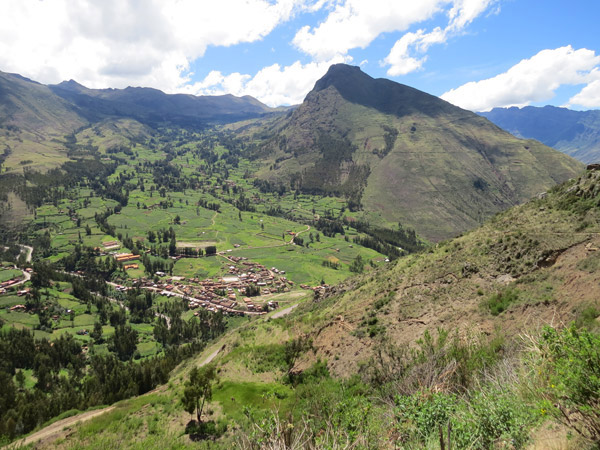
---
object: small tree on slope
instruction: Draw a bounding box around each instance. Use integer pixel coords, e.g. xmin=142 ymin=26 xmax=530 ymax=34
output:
xmin=182 ymin=364 xmax=217 ymax=423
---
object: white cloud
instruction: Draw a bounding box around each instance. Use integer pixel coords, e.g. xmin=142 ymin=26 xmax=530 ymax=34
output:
xmin=568 ymin=70 xmax=600 ymax=108
xmin=383 ymin=28 xmax=443 ymax=76
xmin=383 ymin=0 xmax=494 ymax=76
xmin=0 ymin=0 xmax=305 ymax=91
xmin=293 ymin=0 xmax=494 ymax=75
xmin=441 ymin=46 xmax=600 ymax=111
xmin=293 ymin=0 xmax=446 ymax=61
xmin=183 ymin=56 xmax=351 ymax=106
xmin=447 ymin=0 xmax=494 ymax=32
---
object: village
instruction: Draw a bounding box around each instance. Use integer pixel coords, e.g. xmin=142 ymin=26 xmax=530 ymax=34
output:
xmin=130 ymin=256 xmax=299 ymax=316
xmin=108 ymin=251 xmax=328 ymax=317
xmin=0 ymin=239 xmax=330 ymax=321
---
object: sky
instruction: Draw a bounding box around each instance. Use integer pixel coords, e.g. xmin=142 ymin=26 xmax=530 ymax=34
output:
xmin=0 ymin=0 xmax=599 ymax=112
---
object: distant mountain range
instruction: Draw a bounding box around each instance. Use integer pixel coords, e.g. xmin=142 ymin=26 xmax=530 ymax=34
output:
xmin=250 ymin=64 xmax=582 ymax=240
xmin=480 ymin=106 xmax=600 ymax=163
xmin=48 ymin=79 xmax=274 ymax=127
xmin=0 ymin=66 xmax=584 ymax=240
xmin=0 ymin=69 xmax=276 ymax=172
xmin=0 ymin=69 xmax=275 ymax=133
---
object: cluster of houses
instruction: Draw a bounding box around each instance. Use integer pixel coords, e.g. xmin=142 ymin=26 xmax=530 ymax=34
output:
xmin=127 ymin=258 xmax=293 ymax=315
xmin=300 ymin=283 xmax=330 ymax=293
xmin=0 ymin=277 xmax=21 ymax=290
xmin=114 ymin=252 xmax=140 ymax=263
xmin=9 ymin=304 xmax=26 ymax=312
xmin=102 ymin=240 xmax=121 ymax=251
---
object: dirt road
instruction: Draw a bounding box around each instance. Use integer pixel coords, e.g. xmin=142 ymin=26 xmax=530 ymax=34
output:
xmin=271 ymin=303 xmax=299 ymax=319
xmin=6 ymin=407 xmax=115 ymax=449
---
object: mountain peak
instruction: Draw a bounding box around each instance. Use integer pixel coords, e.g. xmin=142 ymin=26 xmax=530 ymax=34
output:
xmin=308 ymin=63 xmax=459 ymax=118
xmin=53 ymin=79 xmax=88 ymax=92
xmin=313 ymin=64 xmax=370 ymax=92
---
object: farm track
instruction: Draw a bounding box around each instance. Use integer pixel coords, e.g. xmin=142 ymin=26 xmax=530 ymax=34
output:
xmin=4 ymin=407 xmax=116 ymax=449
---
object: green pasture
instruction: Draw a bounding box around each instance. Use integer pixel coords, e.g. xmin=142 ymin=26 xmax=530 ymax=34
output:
xmin=0 ymin=268 xmax=23 ymax=283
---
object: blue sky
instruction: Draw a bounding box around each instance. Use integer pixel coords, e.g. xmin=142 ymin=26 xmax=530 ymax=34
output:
xmin=1 ymin=0 xmax=599 ymax=111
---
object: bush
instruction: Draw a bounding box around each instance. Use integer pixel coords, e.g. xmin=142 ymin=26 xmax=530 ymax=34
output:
xmin=452 ymin=388 xmax=533 ymax=449
xmin=483 ymin=288 xmax=519 ymax=315
xmin=394 ymin=388 xmax=533 ymax=449
xmin=185 ymin=419 xmax=227 ymax=439
xmin=535 ymin=325 xmax=600 ymax=442
xmin=575 ymin=305 xmax=600 ymax=330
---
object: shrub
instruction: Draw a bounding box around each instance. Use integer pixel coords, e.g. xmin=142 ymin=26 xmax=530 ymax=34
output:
xmin=535 ymin=325 xmax=600 ymax=442
xmin=452 ymin=388 xmax=533 ymax=449
xmin=483 ymin=288 xmax=519 ymax=315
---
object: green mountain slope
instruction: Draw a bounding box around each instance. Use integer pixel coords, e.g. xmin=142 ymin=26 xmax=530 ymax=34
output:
xmin=481 ymin=105 xmax=600 ymax=163
xmin=0 ymin=70 xmax=276 ymax=174
xmin=29 ymin=168 xmax=600 ymax=450
xmin=0 ymin=71 xmax=88 ymax=172
xmin=253 ymin=64 xmax=583 ymax=241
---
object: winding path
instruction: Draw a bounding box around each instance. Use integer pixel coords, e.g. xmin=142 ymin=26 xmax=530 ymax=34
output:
xmin=4 ymin=407 xmax=116 ymax=449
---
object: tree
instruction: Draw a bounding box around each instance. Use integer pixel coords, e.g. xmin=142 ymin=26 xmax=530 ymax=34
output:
xmin=350 ymin=254 xmax=365 ymax=273
xmin=181 ymin=364 xmax=217 ymax=423
xmin=15 ymin=370 xmax=25 ymax=390
xmin=109 ymin=324 xmax=138 ymax=361
xmin=284 ymin=336 xmax=312 ymax=385
xmin=91 ymin=321 xmax=103 ymax=343
xmin=169 ymin=236 xmax=177 ymax=256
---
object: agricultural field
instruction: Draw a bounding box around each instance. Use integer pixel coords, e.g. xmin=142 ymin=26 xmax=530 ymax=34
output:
xmin=21 ymin=126 xmax=395 ymax=289
xmin=0 ymin=124 xmax=419 ymax=444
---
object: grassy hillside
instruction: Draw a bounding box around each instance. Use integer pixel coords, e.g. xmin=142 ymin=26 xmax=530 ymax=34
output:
xmin=252 ymin=65 xmax=583 ymax=241
xmin=0 ymin=69 xmax=277 ymax=175
xmin=28 ymin=168 xmax=600 ymax=449
xmin=0 ymin=71 xmax=88 ymax=173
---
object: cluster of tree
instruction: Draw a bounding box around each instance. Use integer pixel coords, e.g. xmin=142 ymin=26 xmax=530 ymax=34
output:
xmin=0 ymin=244 xmax=23 ymax=265
xmin=353 ymin=235 xmax=403 ymax=260
xmin=154 ymin=301 xmax=225 ymax=347
xmin=314 ymin=217 xmax=345 ymax=237
xmin=349 ymin=219 xmax=423 ymax=255
xmin=0 ymin=146 xmax=11 ymax=173
xmin=62 ymin=245 xmax=119 ymax=280
xmin=22 ymin=159 xmax=117 ymax=209
xmin=125 ymin=289 xmax=155 ymax=323
xmin=321 ymin=260 xmax=341 ymax=270
xmin=196 ymin=198 xmax=221 ymax=212
xmin=244 ymin=284 xmax=261 ymax=297
xmin=349 ymin=254 xmax=365 ymax=273
xmin=253 ymin=179 xmax=287 ymax=196
xmin=372 ymin=125 xmax=399 ymax=158
xmin=94 ymin=209 xmax=117 ymax=236
xmin=108 ymin=324 xmax=139 ymax=361
xmin=232 ymin=192 xmax=256 ymax=212
xmin=141 ymin=254 xmax=174 ymax=276
xmin=0 ymin=325 xmax=207 ymax=441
